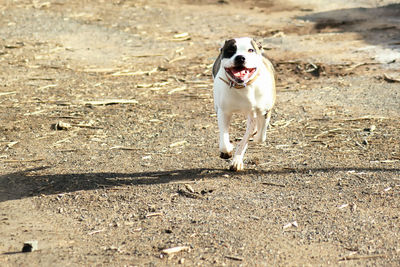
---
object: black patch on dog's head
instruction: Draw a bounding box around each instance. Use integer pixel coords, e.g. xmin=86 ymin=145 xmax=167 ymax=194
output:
xmin=221 ymin=39 xmax=237 ymax=59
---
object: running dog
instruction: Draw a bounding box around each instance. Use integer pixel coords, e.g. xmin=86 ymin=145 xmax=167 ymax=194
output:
xmin=212 ymin=37 xmax=276 ymax=171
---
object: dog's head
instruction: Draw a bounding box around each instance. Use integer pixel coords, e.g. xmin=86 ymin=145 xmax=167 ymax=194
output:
xmin=219 ymin=37 xmax=263 ymax=84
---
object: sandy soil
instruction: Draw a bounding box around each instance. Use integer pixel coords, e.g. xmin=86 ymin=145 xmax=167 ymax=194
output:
xmin=1 ymin=0 xmax=400 ymax=266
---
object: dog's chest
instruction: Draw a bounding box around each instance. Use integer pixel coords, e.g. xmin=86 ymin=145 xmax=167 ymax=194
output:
xmin=217 ymin=82 xmax=268 ymax=113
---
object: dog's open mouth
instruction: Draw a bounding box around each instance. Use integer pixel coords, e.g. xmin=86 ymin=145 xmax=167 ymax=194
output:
xmin=225 ymin=67 xmax=256 ymax=83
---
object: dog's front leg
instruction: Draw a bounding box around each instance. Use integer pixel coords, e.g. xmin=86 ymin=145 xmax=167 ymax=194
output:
xmin=217 ymin=109 xmax=233 ymax=159
xmin=230 ymin=115 xmax=256 ymax=171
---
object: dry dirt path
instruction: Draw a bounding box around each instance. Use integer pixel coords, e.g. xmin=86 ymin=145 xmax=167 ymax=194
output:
xmin=1 ymin=0 xmax=399 ymax=266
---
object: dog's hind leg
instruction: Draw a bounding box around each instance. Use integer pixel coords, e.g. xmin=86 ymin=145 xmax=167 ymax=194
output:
xmin=253 ymin=109 xmax=272 ymax=143
xmin=230 ymin=114 xmax=256 ymax=171
xmin=217 ymin=110 xmax=234 ymax=159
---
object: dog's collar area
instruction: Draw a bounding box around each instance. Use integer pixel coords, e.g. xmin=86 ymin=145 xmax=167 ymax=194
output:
xmin=219 ymin=70 xmax=260 ymax=89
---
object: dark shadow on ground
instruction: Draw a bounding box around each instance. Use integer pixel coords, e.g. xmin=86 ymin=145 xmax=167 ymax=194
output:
xmin=297 ymin=4 xmax=400 ymax=52
xmin=1 ymin=166 xmax=399 ymax=202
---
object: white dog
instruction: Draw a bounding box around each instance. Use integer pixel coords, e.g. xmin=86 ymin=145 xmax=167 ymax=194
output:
xmin=212 ymin=37 xmax=276 ymax=171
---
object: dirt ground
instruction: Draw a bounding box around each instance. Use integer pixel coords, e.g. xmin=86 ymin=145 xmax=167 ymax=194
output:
xmin=1 ymin=0 xmax=400 ymax=266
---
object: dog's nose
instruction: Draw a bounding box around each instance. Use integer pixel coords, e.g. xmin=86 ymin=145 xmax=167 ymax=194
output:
xmin=234 ymin=55 xmax=245 ymax=65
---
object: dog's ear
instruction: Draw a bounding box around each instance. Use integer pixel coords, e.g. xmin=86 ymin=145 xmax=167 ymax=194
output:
xmin=251 ymin=39 xmax=263 ymax=54
xmin=218 ymin=41 xmax=225 ymax=52
xmin=220 ymin=39 xmax=233 ymax=51
xmin=218 ymin=39 xmax=228 ymax=52
xmin=256 ymin=41 xmax=263 ymax=50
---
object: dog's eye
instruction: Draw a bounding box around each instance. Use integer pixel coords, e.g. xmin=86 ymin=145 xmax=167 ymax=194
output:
xmin=248 ymin=49 xmax=255 ymax=53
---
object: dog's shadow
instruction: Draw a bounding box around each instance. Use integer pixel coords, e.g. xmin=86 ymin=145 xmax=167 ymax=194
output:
xmin=1 ymin=166 xmax=400 ymax=202
xmin=0 ymin=167 xmax=231 ymax=202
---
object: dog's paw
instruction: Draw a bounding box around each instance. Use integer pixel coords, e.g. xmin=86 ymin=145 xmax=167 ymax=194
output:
xmin=219 ymin=142 xmax=234 ymax=159
xmin=253 ymin=134 xmax=266 ymax=143
xmin=253 ymin=131 xmax=267 ymax=143
xmin=229 ymin=157 xmax=244 ymax=171
xmin=220 ymin=151 xmax=232 ymax=159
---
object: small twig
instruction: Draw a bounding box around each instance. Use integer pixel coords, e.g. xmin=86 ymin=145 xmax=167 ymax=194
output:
xmin=339 ymin=254 xmax=386 ymax=261
xmin=168 ymin=86 xmax=187 ymax=95
xmin=169 ymin=140 xmax=188 ymax=148
xmin=262 ymin=182 xmax=286 ymax=187
xmin=71 ymin=124 xmax=103 ymax=129
xmin=0 ymin=91 xmax=16 ymax=96
xmin=83 ymin=68 xmax=118 ymax=73
xmin=88 ymin=229 xmax=105 ymax=235
xmin=337 ymin=116 xmax=388 ymax=122
xmin=24 ymin=110 xmax=48 ymax=116
xmin=167 ymin=180 xmax=205 ymax=185
xmin=172 ymin=32 xmax=191 ymax=41
xmin=107 ymin=187 xmax=131 ymax=191
xmin=145 ymin=212 xmax=163 ymax=218
xmin=225 ymin=255 xmax=244 ymax=261
xmin=173 ymin=32 xmax=189 ymax=39
xmin=313 ymin=128 xmax=343 ymax=139
xmin=111 ymin=67 xmax=158 ymax=77
xmin=349 ymin=173 xmax=366 ymax=181
xmin=1 ymin=158 xmax=44 ymax=163
xmin=110 ymin=146 xmax=141 ymax=151
xmin=48 ymin=116 xmax=83 ymax=119
xmin=370 ymin=159 xmax=400 ymax=164
xmin=5 ymin=141 xmax=19 ymax=149
xmin=130 ymin=54 xmax=164 ymax=58
xmin=355 ymin=141 xmax=368 ymax=150
xmin=283 ymin=221 xmax=298 ymax=229
xmin=161 ymin=246 xmax=190 ymax=255
xmin=184 ymin=184 xmax=195 ymax=193
xmin=82 ymin=99 xmax=138 ymax=106
xmin=168 ymin=55 xmax=187 ymax=64
xmin=345 ymin=62 xmax=380 ymax=71
xmin=177 ymin=189 xmax=203 ymax=199
xmin=383 ymin=73 xmax=400 ymax=83
xmin=27 ymin=77 xmax=55 ymax=81
xmin=38 ymin=84 xmax=57 ymax=90
xmin=277 ymin=61 xmax=301 ymax=64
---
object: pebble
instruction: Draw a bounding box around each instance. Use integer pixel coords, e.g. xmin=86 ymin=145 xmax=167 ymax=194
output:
xmin=22 ymin=240 xmax=38 ymax=252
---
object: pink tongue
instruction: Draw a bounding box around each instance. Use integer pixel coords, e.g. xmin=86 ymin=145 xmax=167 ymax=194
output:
xmin=233 ymin=69 xmax=248 ymax=78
